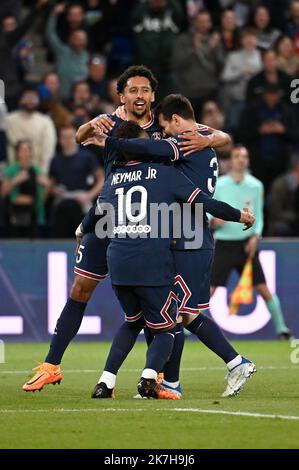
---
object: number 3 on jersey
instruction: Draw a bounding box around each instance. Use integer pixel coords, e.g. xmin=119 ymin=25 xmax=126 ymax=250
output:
xmin=207 ymin=156 xmax=219 ymax=193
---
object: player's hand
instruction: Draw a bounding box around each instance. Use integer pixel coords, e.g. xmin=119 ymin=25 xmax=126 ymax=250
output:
xmin=75 ymin=223 xmax=84 ymax=246
xmin=245 ymin=234 xmax=259 ymax=258
xmin=240 ymin=207 xmax=255 ymax=231
xmin=178 ymin=130 xmax=210 ymax=156
xmin=93 ymin=115 xmax=115 ymax=134
xmin=114 ymin=105 xmax=127 ymax=120
xmin=82 ymin=134 xmax=107 ymax=147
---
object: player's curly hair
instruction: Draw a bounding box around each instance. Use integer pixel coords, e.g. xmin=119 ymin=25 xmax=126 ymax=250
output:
xmin=117 ymin=65 xmax=158 ymax=94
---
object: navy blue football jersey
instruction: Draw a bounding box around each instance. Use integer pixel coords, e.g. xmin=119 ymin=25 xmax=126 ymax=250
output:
xmin=98 ymin=162 xmax=240 ymax=286
xmin=106 ymin=129 xmax=218 ymax=249
xmin=80 ymin=114 xmax=162 ymax=233
xmin=103 ymin=114 xmax=162 ymax=179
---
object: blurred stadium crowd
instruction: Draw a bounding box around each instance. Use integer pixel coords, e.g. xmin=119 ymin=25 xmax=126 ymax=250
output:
xmin=1 ymin=0 xmax=299 ymax=238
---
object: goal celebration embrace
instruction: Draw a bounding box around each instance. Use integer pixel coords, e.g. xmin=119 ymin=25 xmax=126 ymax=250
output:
xmin=0 ymin=0 xmax=298 ymax=454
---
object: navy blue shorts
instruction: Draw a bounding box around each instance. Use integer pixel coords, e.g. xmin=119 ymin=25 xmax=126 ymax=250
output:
xmin=174 ymin=249 xmax=214 ymax=314
xmin=113 ymin=285 xmax=178 ymax=330
xmin=74 ymin=232 xmax=109 ymax=282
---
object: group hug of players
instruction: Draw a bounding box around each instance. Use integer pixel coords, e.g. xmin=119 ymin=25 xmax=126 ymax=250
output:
xmin=22 ymin=65 xmax=259 ymax=399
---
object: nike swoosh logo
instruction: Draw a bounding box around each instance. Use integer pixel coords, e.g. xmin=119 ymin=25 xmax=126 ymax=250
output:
xmin=28 ymin=374 xmax=44 ymax=385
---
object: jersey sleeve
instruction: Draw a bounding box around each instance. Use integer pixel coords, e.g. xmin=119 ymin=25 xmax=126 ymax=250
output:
xmin=81 ymin=204 xmax=99 ymax=233
xmin=171 ymin=169 xmax=241 ymax=222
xmin=106 ymin=137 xmax=178 ymax=162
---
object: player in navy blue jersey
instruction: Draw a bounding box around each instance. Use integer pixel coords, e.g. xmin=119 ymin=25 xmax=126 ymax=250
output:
xmin=93 ymin=96 xmax=257 ymax=399
xmin=91 ymin=120 xmax=253 ymax=399
xmin=88 ymin=120 xmax=254 ymax=399
xmin=22 ymin=66 xmax=232 ymax=393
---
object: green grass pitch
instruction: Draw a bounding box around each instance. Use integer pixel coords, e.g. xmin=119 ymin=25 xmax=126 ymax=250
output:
xmin=0 ymin=340 xmax=298 ymax=449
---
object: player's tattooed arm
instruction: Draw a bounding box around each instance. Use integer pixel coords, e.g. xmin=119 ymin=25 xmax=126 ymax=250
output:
xmin=178 ymin=127 xmax=231 ymax=156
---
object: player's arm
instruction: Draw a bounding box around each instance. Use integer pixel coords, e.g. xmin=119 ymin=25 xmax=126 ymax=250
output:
xmin=173 ymin=170 xmax=254 ymax=228
xmin=76 ymin=115 xmax=115 ymax=144
xmin=178 ymin=127 xmax=231 ymax=156
xmin=106 ymin=136 xmax=177 ymax=162
xmin=194 ymin=191 xmax=254 ymax=228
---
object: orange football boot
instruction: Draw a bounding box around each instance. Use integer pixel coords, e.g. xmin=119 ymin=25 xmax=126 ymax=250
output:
xmin=154 ymin=382 xmax=181 ymax=400
xmin=22 ymin=363 xmax=63 ymax=392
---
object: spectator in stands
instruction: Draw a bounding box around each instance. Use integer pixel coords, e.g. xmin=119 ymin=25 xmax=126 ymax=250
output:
xmin=0 ymin=0 xmax=49 ymax=110
xmin=221 ymin=27 xmax=262 ymax=133
xmin=286 ymin=0 xmax=299 ymax=45
xmin=267 ymin=155 xmax=299 ymax=236
xmin=6 ymin=88 xmax=57 ymax=174
xmin=100 ymin=78 xmax=121 ymax=114
xmin=200 ymin=100 xmax=225 ymax=130
xmin=276 ymin=36 xmax=299 ymax=77
xmin=1 ymin=140 xmax=47 ymax=238
xmin=238 ymin=84 xmax=297 ymax=192
xmin=84 ymin=0 xmax=113 ymax=53
xmin=49 ymin=126 xmax=103 ymax=238
xmin=252 ymin=5 xmax=281 ymax=50
xmin=87 ymin=55 xmax=107 ymax=100
xmin=219 ymin=9 xmax=240 ymax=53
xmin=46 ymin=3 xmax=89 ymax=99
xmin=172 ymin=9 xmax=224 ymax=115
xmin=200 ymin=99 xmax=230 ymax=174
xmin=71 ymin=105 xmax=92 ymax=129
xmin=247 ymin=49 xmax=291 ymax=105
xmin=56 ymin=3 xmax=88 ymax=45
xmin=132 ymin=0 xmax=184 ymax=100
xmin=218 ymin=0 xmax=252 ymax=28
xmin=38 ymin=73 xmax=72 ymax=130
xmin=68 ymin=81 xmax=101 ymax=117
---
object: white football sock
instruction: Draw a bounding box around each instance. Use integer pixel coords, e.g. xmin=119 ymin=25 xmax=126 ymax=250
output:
xmin=142 ymin=368 xmax=157 ymax=380
xmin=98 ymin=371 xmax=116 ymax=388
xmin=227 ymin=354 xmax=242 ymax=371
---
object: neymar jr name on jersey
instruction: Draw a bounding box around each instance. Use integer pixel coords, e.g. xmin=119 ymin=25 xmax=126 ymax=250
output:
xmin=111 ymin=167 xmax=157 ymax=186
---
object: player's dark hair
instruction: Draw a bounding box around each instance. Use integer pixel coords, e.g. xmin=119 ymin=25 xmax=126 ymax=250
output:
xmin=115 ymin=121 xmax=148 ymax=162
xmin=156 ymin=94 xmax=195 ymax=121
xmin=117 ymin=65 xmax=158 ymax=94
xmin=115 ymin=120 xmax=145 ymax=139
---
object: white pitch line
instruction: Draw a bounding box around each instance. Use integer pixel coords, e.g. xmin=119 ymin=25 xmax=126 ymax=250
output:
xmin=0 ymin=365 xmax=296 ymax=374
xmin=0 ymin=408 xmax=298 ymax=421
